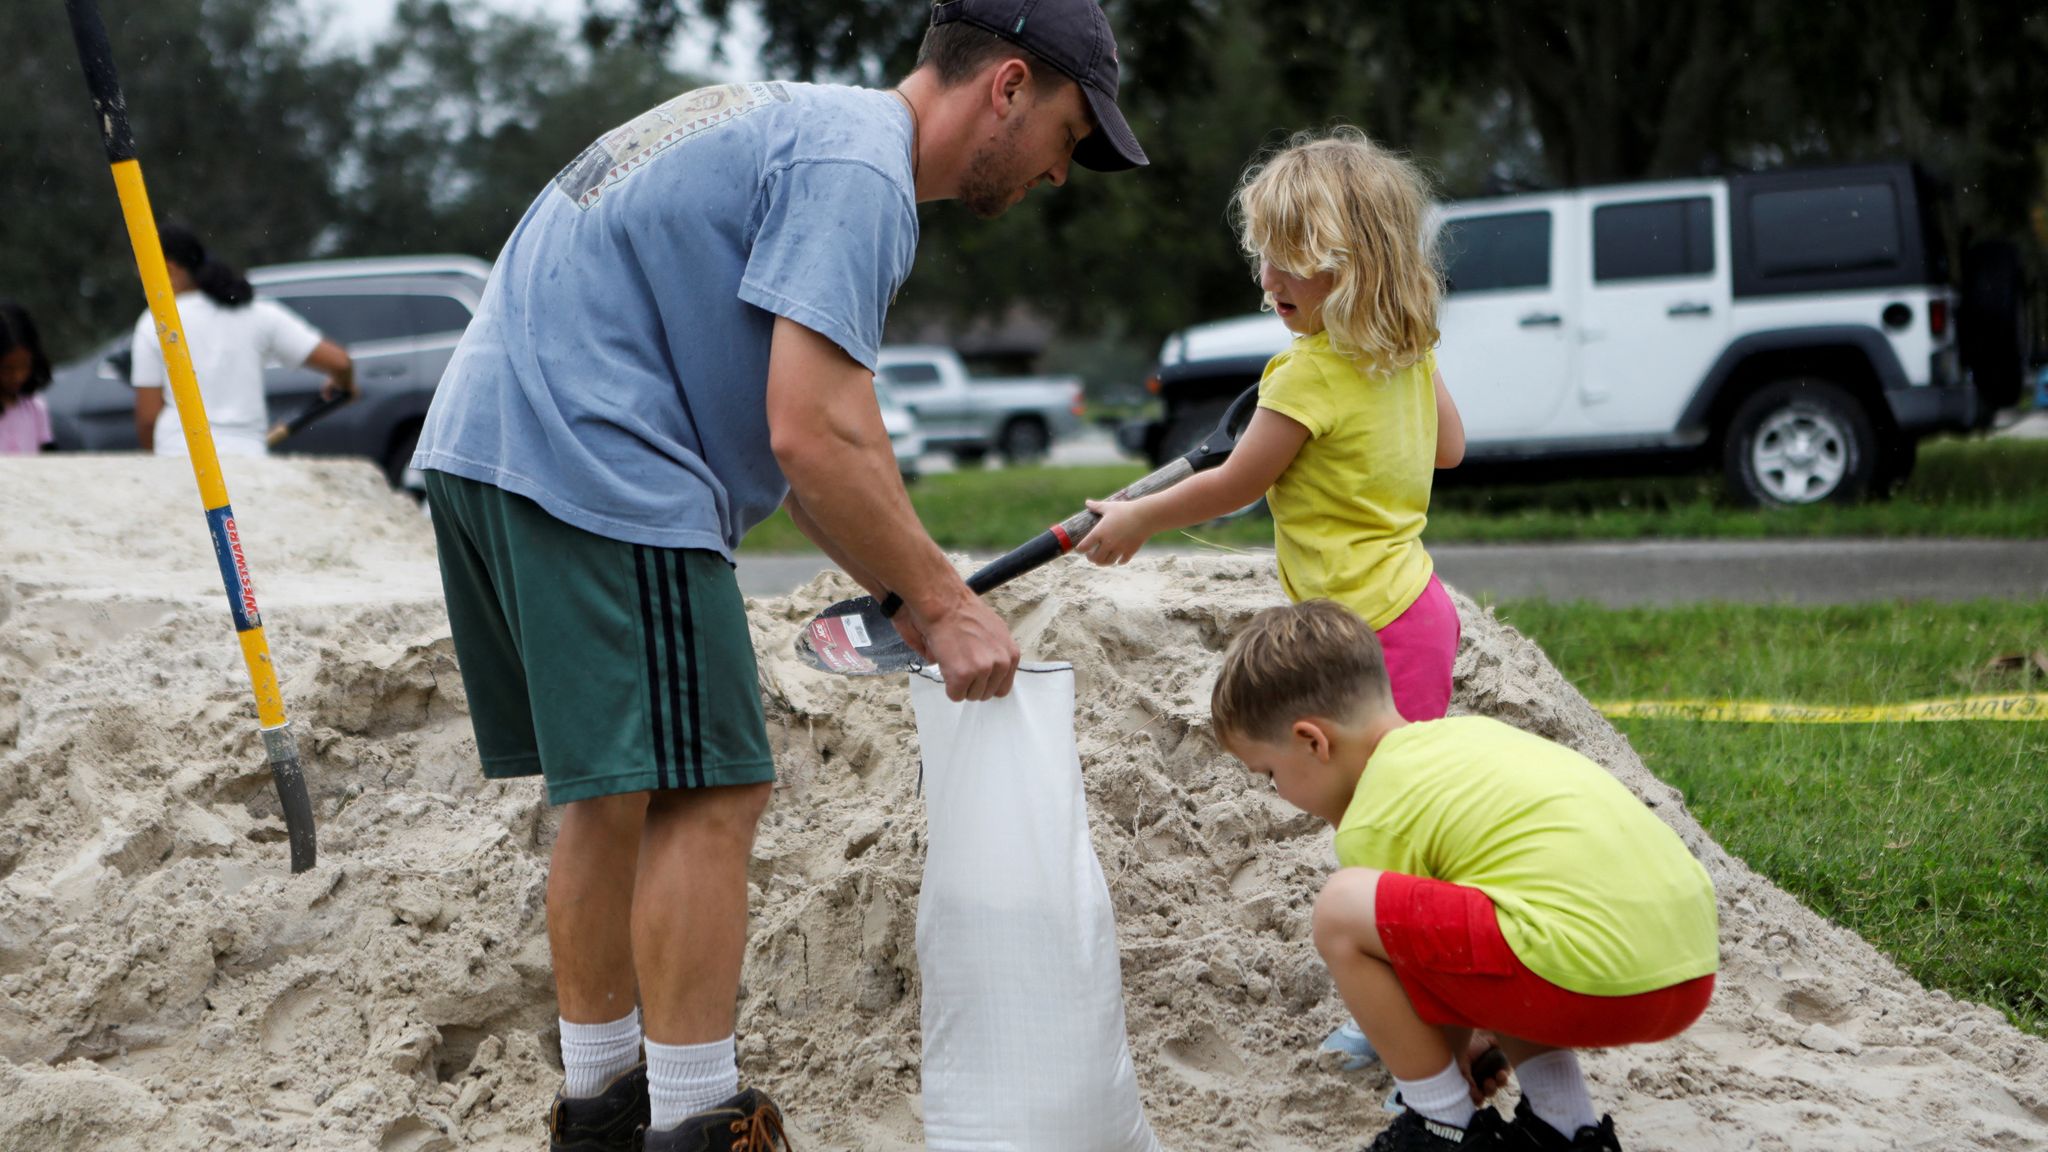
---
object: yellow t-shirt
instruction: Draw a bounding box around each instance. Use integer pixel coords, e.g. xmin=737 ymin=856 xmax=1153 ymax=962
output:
xmin=1335 ymin=716 xmax=1720 ymax=997
xmin=1257 ymin=333 xmax=1437 ymax=629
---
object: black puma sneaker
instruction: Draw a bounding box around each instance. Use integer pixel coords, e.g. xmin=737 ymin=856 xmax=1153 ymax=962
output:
xmin=1365 ymin=1105 xmax=1509 ymax=1151
xmin=1504 ymin=1097 xmax=1622 ymax=1151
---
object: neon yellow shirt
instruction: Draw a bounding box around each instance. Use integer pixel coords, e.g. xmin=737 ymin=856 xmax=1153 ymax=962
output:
xmin=1257 ymin=333 xmax=1437 ymax=629
xmin=1336 ymin=717 xmax=1720 ymax=997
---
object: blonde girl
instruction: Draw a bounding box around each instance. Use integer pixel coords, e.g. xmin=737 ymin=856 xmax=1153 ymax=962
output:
xmin=1079 ymin=125 xmax=1467 ymax=723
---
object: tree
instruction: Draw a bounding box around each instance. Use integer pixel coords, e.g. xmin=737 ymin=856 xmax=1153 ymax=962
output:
xmin=292 ymin=1 xmax=707 ymax=270
xmin=3 ymin=0 xmax=361 ymax=354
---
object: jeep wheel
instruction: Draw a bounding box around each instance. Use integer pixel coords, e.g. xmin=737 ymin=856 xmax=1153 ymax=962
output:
xmin=997 ymin=417 xmax=1050 ymax=464
xmin=1723 ymin=380 xmax=1876 ymax=506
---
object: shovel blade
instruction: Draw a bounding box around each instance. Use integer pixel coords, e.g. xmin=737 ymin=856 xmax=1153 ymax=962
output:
xmin=795 ymin=595 xmax=919 ymax=676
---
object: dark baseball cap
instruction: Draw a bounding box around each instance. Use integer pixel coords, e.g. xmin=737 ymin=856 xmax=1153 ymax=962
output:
xmin=929 ymin=0 xmax=1148 ymax=172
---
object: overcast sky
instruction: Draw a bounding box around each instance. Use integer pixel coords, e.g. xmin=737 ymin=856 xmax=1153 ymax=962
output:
xmin=315 ymin=0 xmax=765 ymax=79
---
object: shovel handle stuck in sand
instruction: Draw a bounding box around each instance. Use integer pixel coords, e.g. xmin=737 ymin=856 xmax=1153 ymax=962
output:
xmin=265 ymin=390 xmax=354 ymax=448
xmin=797 ymin=383 xmax=1261 ymax=676
xmin=67 ymin=0 xmax=316 ymax=872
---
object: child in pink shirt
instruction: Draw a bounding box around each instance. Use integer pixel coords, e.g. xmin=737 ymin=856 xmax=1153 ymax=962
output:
xmin=0 ymin=302 xmax=54 ymax=455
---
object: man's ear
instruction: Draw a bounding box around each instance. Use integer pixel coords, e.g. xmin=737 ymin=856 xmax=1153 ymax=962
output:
xmin=988 ymin=58 xmax=1030 ymax=118
xmin=1292 ymin=719 xmax=1333 ymax=760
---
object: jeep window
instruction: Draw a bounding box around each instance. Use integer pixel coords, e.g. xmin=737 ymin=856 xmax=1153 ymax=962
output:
xmin=1442 ymin=212 xmax=1551 ymax=293
xmin=1594 ymin=198 xmax=1714 ymax=282
xmin=1750 ymin=185 xmax=1901 ymax=279
xmin=272 ymin=293 xmax=474 ymax=346
xmin=879 ymin=363 xmax=942 ymax=387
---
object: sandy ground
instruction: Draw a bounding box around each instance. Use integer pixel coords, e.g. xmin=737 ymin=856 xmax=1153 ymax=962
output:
xmin=2 ymin=455 xmax=2046 ymax=1151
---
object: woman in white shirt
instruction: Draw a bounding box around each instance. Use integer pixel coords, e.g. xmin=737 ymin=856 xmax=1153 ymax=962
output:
xmin=130 ymin=224 xmax=355 ymax=457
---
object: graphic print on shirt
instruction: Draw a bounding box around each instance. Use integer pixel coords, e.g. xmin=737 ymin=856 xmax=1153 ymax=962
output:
xmin=555 ymin=82 xmax=793 ymax=211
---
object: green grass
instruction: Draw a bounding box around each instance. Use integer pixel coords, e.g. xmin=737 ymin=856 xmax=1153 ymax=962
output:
xmin=1491 ymin=598 xmax=2048 ymax=1034
xmin=740 ymin=438 xmax=2048 ymax=552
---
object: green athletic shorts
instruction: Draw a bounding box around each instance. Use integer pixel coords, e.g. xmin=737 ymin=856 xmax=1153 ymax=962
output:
xmin=423 ymin=470 xmax=774 ymax=804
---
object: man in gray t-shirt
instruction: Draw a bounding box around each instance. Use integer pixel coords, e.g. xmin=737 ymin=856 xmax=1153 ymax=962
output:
xmin=412 ymin=1 xmax=1147 ymax=1147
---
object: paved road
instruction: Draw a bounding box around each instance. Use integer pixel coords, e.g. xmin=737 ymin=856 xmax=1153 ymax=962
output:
xmin=737 ymin=539 xmax=2048 ymax=606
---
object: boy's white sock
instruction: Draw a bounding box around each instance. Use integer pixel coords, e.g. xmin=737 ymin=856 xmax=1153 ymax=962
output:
xmin=559 ymin=1008 xmax=643 ymax=1099
xmin=1516 ymin=1049 xmax=1599 ymax=1136
xmin=647 ymin=1034 xmax=739 ymax=1131
xmin=1392 ymin=1058 xmax=1477 ymax=1130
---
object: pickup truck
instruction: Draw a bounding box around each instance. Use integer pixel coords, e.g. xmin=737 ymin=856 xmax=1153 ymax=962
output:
xmin=875 ymin=344 xmax=1086 ymax=466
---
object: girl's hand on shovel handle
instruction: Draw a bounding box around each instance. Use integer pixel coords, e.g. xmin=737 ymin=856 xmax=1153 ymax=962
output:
xmin=1076 ymin=498 xmax=1155 ymax=566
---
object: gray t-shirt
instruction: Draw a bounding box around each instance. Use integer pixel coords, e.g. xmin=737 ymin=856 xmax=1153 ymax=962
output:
xmin=413 ymin=81 xmax=919 ymax=556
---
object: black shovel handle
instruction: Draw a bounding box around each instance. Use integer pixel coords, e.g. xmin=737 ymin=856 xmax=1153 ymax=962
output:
xmin=876 ymin=382 xmax=1260 ymax=617
xmin=265 ymin=390 xmax=353 ymax=447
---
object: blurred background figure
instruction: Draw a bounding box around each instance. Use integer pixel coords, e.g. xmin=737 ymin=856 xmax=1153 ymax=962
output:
xmin=130 ymin=223 xmax=353 ymax=457
xmin=0 ymin=300 xmax=54 ymax=455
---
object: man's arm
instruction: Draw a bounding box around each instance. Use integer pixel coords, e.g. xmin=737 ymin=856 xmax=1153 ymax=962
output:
xmin=781 ymin=492 xmax=932 ymax=660
xmin=766 ymin=316 xmax=1017 ymax=701
xmin=781 ymin=493 xmax=885 ymax=595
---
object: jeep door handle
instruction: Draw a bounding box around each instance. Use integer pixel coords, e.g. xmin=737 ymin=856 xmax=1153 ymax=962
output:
xmin=1667 ymin=302 xmax=1713 ymax=318
xmin=1519 ymin=313 xmax=1563 ymax=328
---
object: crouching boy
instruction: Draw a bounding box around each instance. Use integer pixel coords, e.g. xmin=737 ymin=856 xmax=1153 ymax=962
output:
xmin=1211 ymin=601 xmax=1718 ymax=1151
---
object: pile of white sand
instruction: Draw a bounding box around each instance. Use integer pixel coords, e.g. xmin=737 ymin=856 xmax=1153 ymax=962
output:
xmin=2 ymin=456 xmax=2044 ymax=1151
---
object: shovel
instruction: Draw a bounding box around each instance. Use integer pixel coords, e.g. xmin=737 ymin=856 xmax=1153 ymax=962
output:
xmin=265 ymin=389 xmax=354 ymax=448
xmin=796 ymin=383 xmax=1260 ymax=676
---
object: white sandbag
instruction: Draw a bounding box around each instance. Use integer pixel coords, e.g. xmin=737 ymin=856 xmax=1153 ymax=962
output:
xmin=910 ymin=664 xmax=1162 ymax=1152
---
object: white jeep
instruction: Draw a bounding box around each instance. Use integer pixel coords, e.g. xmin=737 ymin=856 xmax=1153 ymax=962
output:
xmin=1123 ymin=163 xmax=2022 ymax=504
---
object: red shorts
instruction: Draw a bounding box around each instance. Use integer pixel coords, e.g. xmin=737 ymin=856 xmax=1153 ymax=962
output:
xmin=1373 ymin=871 xmax=1714 ymax=1049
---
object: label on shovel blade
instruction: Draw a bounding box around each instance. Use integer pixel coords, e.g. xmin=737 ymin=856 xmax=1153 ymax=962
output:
xmin=841 ymin=614 xmax=872 ymax=648
xmin=806 ymin=616 xmax=878 ymax=673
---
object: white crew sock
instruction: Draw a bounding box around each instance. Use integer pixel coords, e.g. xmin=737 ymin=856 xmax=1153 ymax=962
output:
xmin=1392 ymin=1058 xmax=1477 ymax=1130
xmin=647 ymin=1034 xmax=739 ymax=1131
xmin=1516 ymin=1049 xmax=1599 ymax=1137
xmin=559 ymin=1008 xmax=643 ymax=1099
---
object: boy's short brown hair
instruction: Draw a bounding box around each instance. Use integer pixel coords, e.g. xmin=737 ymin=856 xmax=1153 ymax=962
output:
xmin=1211 ymin=600 xmax=1396 ymax=743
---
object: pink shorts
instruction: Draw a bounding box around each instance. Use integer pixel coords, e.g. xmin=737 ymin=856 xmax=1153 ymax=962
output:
xmin=1377 ymin=575 xmax=1460 ymax=721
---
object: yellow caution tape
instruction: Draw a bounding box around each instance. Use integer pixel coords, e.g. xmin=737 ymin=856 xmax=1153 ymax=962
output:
xmin=1594 ymin=694 xmax=2048 ymax=724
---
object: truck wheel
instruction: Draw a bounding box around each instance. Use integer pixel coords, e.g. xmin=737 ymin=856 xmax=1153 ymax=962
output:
xmin=1722 ymin=379 xmax=1877 ymax=506
xmin=950 ymin=446 xmax=988 ymax=469
xmin=997 ymin=417 xmax=1050 ymax=464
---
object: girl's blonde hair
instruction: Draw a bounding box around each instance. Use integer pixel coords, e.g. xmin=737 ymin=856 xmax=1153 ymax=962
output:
xmin=1233 ymin=126 xmax=1442 ymax=373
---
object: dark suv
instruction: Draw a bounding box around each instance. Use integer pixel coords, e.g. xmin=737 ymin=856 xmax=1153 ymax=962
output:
xmin=45 ymin=255 xmax=490 ymax=488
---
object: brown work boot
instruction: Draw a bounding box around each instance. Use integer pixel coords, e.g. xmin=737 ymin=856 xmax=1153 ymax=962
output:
xmin=548 ymin=1063 xmax=650 ymax=1152
xmin=639 ymin=1088 xmax=790 ymax=1152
